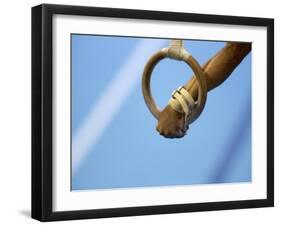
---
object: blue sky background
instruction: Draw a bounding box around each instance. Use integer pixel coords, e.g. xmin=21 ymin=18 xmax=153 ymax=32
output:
xmin=71 ymin=34 xmax=252 ymax=190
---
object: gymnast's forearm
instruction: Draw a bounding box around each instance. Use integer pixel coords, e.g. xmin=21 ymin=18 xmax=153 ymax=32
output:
xmin=184 ymin=42 xmax=252 ymax=100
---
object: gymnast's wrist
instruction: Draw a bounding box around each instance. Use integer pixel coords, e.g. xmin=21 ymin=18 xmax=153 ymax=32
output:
xmin=168 ymin=86 xmax=195 ymax=114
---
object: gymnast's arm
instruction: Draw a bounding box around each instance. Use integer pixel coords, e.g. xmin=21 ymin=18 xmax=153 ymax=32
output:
xmin=156 ymin=42 xmax=252 ymax=138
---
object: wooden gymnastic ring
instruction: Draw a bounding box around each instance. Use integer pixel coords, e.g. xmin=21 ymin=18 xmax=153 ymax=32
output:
xmin=142 ymin=48 xmax=207 ymax=125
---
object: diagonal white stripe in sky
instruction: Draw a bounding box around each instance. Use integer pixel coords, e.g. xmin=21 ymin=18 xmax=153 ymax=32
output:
xmin=72 ymin=39 xmax=168 ymax=174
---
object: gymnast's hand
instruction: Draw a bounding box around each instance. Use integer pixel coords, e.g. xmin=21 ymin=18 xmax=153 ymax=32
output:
xmin=156 ymin=105 xmax=187 ymax=138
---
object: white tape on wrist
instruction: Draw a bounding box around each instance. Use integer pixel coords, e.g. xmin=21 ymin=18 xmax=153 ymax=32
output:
xmin=168 ymin=86 xmax=195 ymax=122
xmin=179 ymin=87 xmax=195 ymax=109
xmin=175 ymin=92 xmax=189 ymax=114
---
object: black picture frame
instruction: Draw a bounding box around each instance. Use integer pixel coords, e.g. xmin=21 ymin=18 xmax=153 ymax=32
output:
xmin=32 ymin=3 xmax=274 ymax=222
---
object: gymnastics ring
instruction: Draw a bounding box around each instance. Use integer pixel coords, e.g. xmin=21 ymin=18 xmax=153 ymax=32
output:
xmin=142 ymin=40 xmax=208 ymax=125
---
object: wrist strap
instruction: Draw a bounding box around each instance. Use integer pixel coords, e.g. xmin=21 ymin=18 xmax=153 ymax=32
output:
xmin=168 ymin=86 xmax=196 ymax=125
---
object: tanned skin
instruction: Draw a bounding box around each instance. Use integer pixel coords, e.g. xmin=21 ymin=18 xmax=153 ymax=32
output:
xmin=156 ymin=42 xmax=252 ymax=138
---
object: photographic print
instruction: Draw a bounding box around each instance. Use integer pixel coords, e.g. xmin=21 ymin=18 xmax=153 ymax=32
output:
xmin=32 ymin=4 xmax=273 ymax=221
xmin=71 ymin=35 xmax=252 ymax=191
